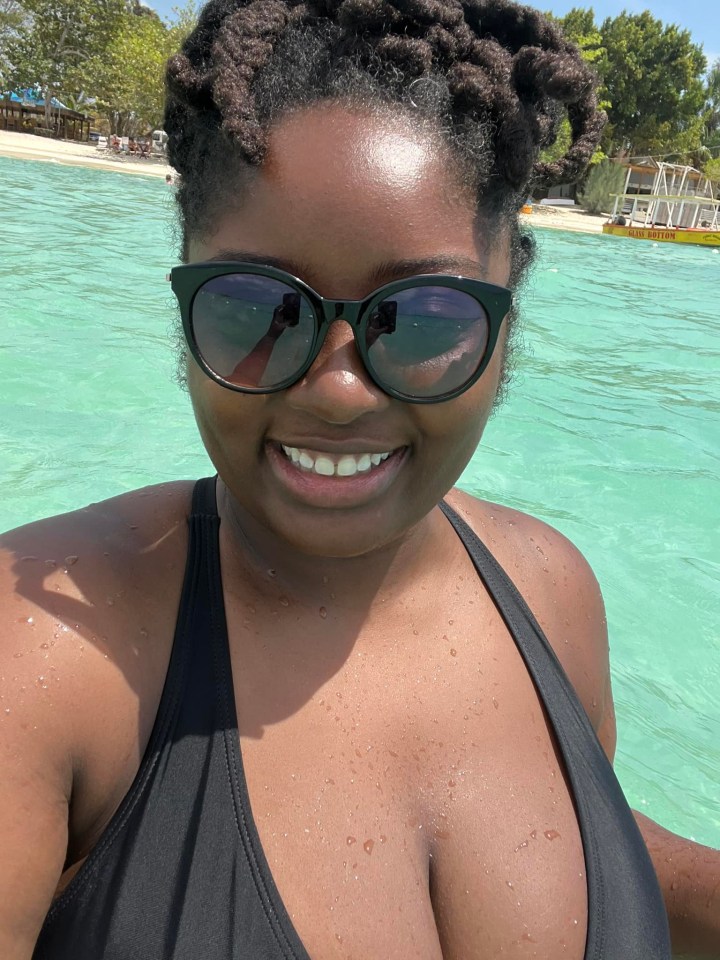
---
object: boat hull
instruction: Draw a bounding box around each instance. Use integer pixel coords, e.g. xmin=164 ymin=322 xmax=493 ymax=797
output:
xmin=602 ymin=223 xmax=720 ymax=247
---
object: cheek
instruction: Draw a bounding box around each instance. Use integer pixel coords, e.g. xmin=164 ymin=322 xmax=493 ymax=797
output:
xmin=187 ymin=362 xmax=266 ymax=458
xmin=420 ymin=338 xmax=503 ymax=458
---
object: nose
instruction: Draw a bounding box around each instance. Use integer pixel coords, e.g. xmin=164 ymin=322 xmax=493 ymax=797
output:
xmin=285 ymin=319 xmax=391 ymax=423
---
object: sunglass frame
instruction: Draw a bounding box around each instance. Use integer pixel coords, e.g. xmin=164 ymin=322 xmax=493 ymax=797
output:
xmin=170 ymin=261 xmax=514 ymax=404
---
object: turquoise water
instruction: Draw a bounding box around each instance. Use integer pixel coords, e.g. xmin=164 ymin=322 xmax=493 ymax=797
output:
xmin=1 ymin=155 xmax=718 ymax=846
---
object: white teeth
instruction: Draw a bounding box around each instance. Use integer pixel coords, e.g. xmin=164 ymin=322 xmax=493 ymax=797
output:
xmin=280 ymin=445 xmax=395 ymax=478
xmin=337 ymin=456 xmax=358 ymax=477
xmin=314 ymin=456 xmax=335 ymax=476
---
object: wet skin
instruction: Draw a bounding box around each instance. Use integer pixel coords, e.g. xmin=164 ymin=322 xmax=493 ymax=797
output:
xmin=1 ymin=106 xmax=621 ymax=959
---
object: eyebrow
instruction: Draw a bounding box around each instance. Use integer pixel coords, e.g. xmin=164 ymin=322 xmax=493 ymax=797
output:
xmin=206 ymin=250 xmax=488 ymax=287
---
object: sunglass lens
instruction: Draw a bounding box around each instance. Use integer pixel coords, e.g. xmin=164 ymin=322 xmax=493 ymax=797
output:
xmin=191 ymin=274 xmax=315 ymax=388
xmin=365 ymin=287 xmax=490 ymax=398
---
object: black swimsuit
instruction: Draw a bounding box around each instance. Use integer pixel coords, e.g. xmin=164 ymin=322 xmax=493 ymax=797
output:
xmin=34 ymin=477 xmax=671 ymax=959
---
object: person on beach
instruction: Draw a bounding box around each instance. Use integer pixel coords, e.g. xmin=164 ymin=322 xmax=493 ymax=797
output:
xmin=2 ymin=0 xmax=719 ymax=957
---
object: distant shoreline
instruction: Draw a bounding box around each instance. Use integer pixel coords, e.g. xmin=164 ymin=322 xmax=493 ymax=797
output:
xmin=0 ymin=130 xmax=173 ymax=180
xmin=0 ymin=130 xmax=608 ymax=234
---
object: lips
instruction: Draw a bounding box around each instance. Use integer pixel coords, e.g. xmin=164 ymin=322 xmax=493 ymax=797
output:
xmin=265 ymin=441 xmax=408 ymax=508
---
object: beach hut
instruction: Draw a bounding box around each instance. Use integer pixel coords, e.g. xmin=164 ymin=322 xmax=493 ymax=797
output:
xmin=0 ymin=91 xmax=93 ymax=141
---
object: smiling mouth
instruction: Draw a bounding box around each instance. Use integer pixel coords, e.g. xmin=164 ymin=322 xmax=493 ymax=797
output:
xmin=279 ymin=444 xmax=401 ymax=478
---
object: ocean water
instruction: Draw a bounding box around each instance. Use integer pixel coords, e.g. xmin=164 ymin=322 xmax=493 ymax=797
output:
xmin=1 ymin=155 xmax=718 ymax=846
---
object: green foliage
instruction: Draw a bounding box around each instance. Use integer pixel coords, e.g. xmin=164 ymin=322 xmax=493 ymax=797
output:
xmin=578 ymin=159 xmax=626 ymax=214
xmin=559 ymin=7 xmax=609 ymax=84
xmin=0 ymin=1 xmax=25 ymax=83
xmin=704 ymin=156 xmax=720 ymax=184
xmin=2 ymin=0 xmax=196 ymax=134
xmin=600 ymin=11 xmax=707 ymax=157
xmin=704 ymin=59 xmax=720 ymax=147
xmin=538 ymin=9 xmax=608 ymax=170
xmin=4 ymin=0 xmax=127 ymax=123
xmin=83 ymin=0 xmax=196 ymax=134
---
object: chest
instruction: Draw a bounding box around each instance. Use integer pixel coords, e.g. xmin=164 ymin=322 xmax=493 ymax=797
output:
xmin=228 ymin=592 xmax=589 ymax=960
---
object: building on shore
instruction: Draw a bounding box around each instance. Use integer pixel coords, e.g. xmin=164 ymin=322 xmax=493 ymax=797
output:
xmin=0 ymin=91 xmax=93 ymax=142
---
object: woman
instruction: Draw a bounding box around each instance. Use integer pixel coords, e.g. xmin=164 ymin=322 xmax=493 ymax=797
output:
xmin=1 ymin=0 xmax=718 ymax=957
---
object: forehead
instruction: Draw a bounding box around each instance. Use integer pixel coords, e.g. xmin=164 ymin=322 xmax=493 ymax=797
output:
xmin=197 ymin=104 xmax=495 ymax=293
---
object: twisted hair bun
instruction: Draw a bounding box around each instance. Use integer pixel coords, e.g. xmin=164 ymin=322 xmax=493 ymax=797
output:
xmin=166 ymin=0 xmax=604 ymax=202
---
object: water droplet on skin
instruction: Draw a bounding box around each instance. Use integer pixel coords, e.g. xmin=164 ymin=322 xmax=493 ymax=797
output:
xmin=346 ymin=836 xmax=356 ymax=846
xmin=379 ymin=835 xmax=387 ymax=844
xmin=64 ymin=555 xmax=79 ymax=566
xmin=3 ymin=708 xmax=9 ymax=714
xmin=448 ymin=619 xmax=454 ymax=625
xmin=44 ymin=559 xmax=57 ymax=567
xmin=21 ymin=555 xmax=38 ymax=562
xmin=335 ymin=934 xmax=343 ymax=944
xmin=544 ymin=829 xmax=561 ymax=841
xmin=363 ymin=839 xmax=374 ymax=855
xmin=106 ymin=597 xmax=115 ymax=606
xmin=267 ymin=569 xmax=276 ymax=578
xmin=450 ymin=648 xmax=457 ymax=657
xmin=12 ymin=652 xmax=23 ymax=659
xmin=279 ymin=596 xmax=289 ymax=607
xmin=319 ymin=606 xmax=327 ymax=619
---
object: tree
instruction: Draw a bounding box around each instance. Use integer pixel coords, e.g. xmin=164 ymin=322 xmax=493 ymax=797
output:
xmin=703 ymin=156 xmax=720 ymax=184
xmin=4 ymin=0 xmax=127 ymax=128
xmin=83 ymin=0 xmax=196 ymax=135
xmin=577 ymin=159 xmax=626 ymax=214
xmin=703 ymin=59 xmax=720 ymax=151
xmin=558 ymin=7 xmax=609 ymax=81
xmin=0 ymin=0 xmax=25 ymax=83
xmin=600 ymin=11 xmax=707 ymax=157
xmin=539 ymin=8 xmax=608 ymax=171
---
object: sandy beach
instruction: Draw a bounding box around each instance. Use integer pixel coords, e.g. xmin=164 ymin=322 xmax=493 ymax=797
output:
xmin=0 ymin=130 xmax=608 ymax=233
xmin=0 ymin=129 xmax=173 ymax=179
xmin=521 ymin=201 xmax=606 ymax=234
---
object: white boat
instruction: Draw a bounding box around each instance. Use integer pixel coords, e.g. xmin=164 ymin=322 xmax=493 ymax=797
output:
xmin=603 ymin=160 xmax=720 ymax=248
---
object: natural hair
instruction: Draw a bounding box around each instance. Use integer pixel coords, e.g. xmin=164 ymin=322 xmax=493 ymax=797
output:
xmin=163 ymin=0 xmax=605 ymax=394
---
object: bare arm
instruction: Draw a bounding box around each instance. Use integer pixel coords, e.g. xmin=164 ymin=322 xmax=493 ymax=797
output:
xmin=634 ymin=811 xmax=720 ymax=959
xmin=0 ymin=553 xmax=73 ymax=957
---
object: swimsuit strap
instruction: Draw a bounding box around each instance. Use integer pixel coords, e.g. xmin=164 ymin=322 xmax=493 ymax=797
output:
xmin=439 ymin=499 xmax=670 ymax=960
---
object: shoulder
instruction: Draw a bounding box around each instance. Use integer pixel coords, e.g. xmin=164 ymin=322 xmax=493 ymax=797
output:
xmin=444 ymin=488 xmax=616 ymax=757
xmin=0 ymin=479 xmax=196 ymax=777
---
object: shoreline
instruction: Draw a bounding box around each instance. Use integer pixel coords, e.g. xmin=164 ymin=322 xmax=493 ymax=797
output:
xmin=0 ymin=129 xmax=173 ymax=179
xmin=0 ymin=130 xmax=608 ymax=233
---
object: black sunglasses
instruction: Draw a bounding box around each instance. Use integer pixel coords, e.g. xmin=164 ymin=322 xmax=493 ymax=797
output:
xmin=170 ymin=261 xmax=513 ymax=403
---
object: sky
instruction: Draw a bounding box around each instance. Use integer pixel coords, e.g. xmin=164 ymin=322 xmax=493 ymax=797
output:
xmin=149 ymin=0 xmax=720 ymax=66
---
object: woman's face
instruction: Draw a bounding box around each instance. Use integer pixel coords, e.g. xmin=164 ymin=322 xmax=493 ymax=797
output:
xmin=187 ymin=104 xmax=512 ymax=558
